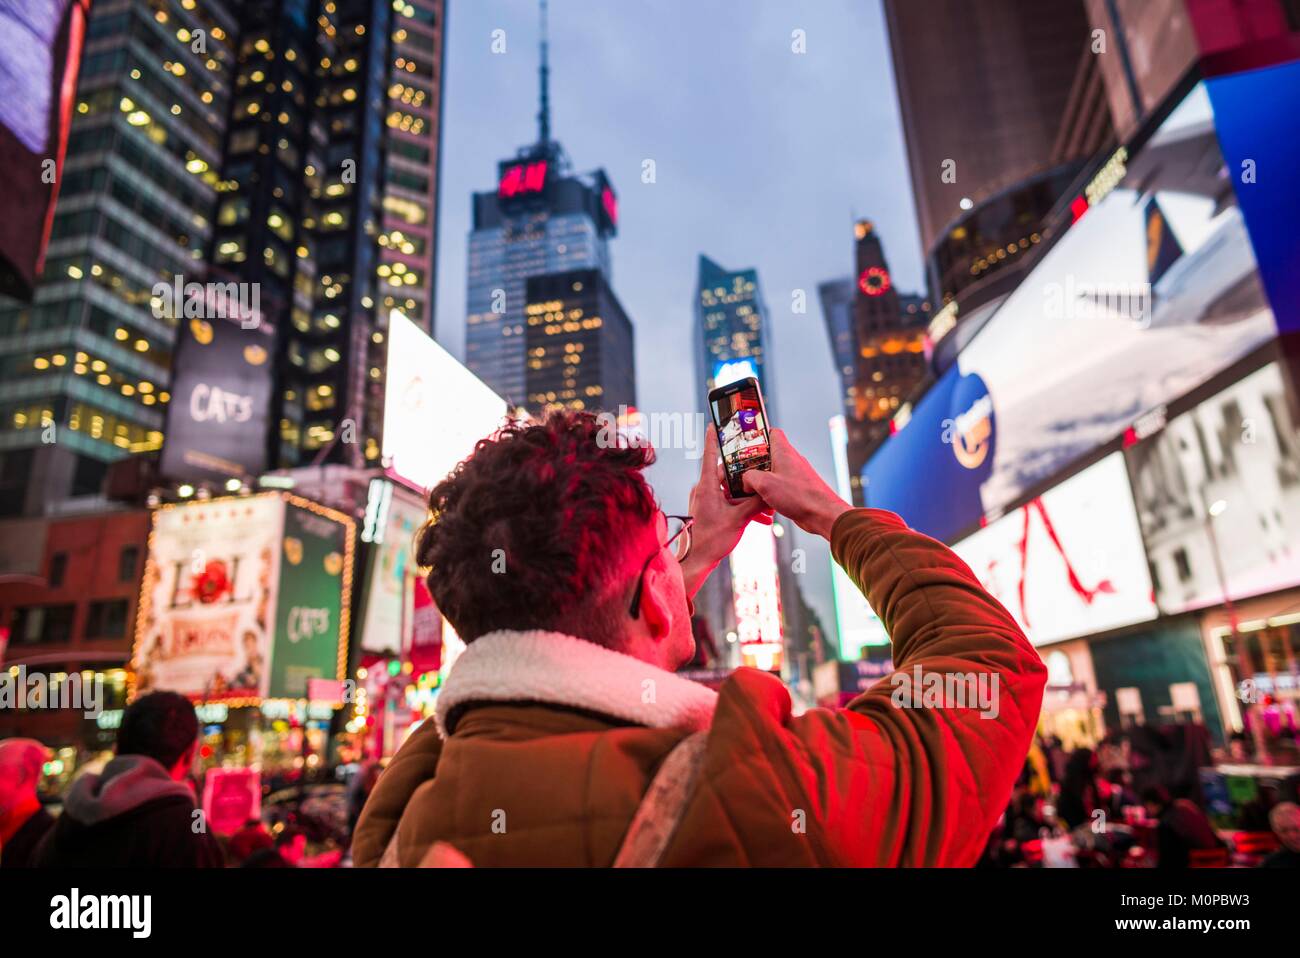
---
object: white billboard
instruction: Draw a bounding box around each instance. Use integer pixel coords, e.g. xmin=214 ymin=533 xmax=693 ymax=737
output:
xmin=730 ymin=522 xmax=783 ymax=671
xmin=952 ymin=453 xmax=1156 ymax=646
xmin=1127 ymin=362 xmax=1300 ymax=612
xmin=358 ymin=486 xmax=427 ymax=655
xmin=828 ymin=415 xmax=889 ymax=657
xmin=383 ymin=310 xmax=508 ymax=492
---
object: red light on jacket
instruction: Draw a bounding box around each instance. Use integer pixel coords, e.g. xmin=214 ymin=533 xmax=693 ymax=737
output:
xmin=1070 ymin=195 xmax=1089 ymax=223
xmin=1122 ymin=426 xmax=1138 ymax=448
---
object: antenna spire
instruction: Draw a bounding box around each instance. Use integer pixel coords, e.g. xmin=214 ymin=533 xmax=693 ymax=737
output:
xmin=537 ymin=0 xmax=551 ymax=148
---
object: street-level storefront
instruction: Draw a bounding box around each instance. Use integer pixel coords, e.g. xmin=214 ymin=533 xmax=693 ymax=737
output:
xmin=1034 ymin=639 xmax=1105 ymax=750
xmin=1200 ymin=586 xmax=1300 ymax=766
xmin=1087 ymin=617 xmax=1223 ymax=745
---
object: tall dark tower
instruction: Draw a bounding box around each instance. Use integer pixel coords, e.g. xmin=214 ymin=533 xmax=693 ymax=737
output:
xmin=465 ymin=1 xmax=621 ymax=409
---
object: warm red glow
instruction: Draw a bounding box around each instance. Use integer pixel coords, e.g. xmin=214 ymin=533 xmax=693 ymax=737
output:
xmin=601 ymin=185 xmax=618 ymax=226
xmin=499 ymin=160 xmax=548 ymax=198
xmin=1070 ymin=195 xmax=1089 ymax=223
xmin=858 ymin=266 xmax=891 ymax=297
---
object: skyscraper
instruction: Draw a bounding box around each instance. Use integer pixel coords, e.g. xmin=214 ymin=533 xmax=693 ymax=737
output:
xmin=0 ymin=0 xmax=239 ymax=515
xmin=0 ymin=0 xmax=448 ymax=514
xmin=818 ymin=221 xmax=930 ymax=499
xmin=694 ymin=255 xmax=772 ymax=405
xmin=211 ymin=0 xmax=446 ymax=471
xmin=524 ymin=268 xmax=634 ymax=416
xmin=691 ymin=253 xmax=818 ymax=674
xmin=465 ymin=2 xmax=618 ymax=408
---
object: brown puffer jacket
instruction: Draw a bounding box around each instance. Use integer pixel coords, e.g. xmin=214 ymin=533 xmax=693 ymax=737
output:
xmin=354 ymin=509 xmax=1047 ymax=867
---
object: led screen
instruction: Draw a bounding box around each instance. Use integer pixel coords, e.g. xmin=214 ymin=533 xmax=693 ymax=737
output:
xmin=951 ymin=454 xmax=1157 ymax=646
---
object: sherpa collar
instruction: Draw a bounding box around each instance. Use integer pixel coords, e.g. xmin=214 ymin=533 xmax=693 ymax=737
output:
xmin=433 ymin=630 xmax=718 ymax=739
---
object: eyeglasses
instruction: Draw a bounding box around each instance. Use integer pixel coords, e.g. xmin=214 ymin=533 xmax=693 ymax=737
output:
xmin=628 ymin=514 xmax=694 ymax=620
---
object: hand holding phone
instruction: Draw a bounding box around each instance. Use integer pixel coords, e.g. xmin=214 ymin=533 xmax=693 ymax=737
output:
xmin=708 ymin=376 xmax=772 ymax=499
xmin=740 ymin=429 xmax=851 ymax=542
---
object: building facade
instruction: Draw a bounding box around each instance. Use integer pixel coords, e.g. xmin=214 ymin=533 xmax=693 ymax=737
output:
xmin=466 ymin=145 xmax=617 ymax=408
xmin=0 ymin=0 xmax=240 ymax=516
xmin=523 ymin=268 xmax=634 ymax=416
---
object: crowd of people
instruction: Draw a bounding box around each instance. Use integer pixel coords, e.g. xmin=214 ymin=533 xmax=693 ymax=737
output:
xmin=0 ymin=691 xmax=374 ymax=869
xmin=978 ymin=731 xmax=1300 ymax=868
xmin=4 ymin=693 xmax=1300 ymax=869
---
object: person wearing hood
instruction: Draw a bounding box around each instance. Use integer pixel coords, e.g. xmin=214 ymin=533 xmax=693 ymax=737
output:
xmin=35 ymin=691 xmax=223 ymax=868
xmin=0 ymin=738 xmax=54 ymax=868
xmin=354 ymin=412 xmax=1047 ymax=867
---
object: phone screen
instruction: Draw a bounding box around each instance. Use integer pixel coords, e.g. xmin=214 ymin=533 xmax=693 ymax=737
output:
xmin=710 ymin=378 xmax=771 ymax=497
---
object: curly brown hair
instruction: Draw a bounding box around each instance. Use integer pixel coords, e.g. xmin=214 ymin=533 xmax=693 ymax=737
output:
xmin=415 ymin=410 xmax=658 ymax=647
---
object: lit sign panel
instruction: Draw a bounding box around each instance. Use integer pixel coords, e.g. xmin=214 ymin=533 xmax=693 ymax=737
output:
xmin=712 ymin=358 xmax=757 ymax=389
xmin=829 ymin=416 xmax=888 ymax=655
xmin=858 ymin=266 xmax=891 ymax=297
xmin=601 ymin=185 xmax=618 ymax=228
xmin=951 ymin=453 xmax=1155 ymax=646
xmin=1126 ymin=362 xmax=1300 ymax=613
xmin=865 ymin=82 xmax=1280 ymax=543
xmin=730 ymin=522 xmax=783 ymax=671
xmin=133 ymin=494 xmax=354 ymax=702
xmin=382 ymin=310 xmax=508 ymax=492
xmin=498 ymin=159 xmax=548 ymax=199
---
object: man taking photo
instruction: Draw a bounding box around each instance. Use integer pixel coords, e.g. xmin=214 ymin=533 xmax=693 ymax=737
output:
xmin=355 ymin=412 xmax=1046 ymax=866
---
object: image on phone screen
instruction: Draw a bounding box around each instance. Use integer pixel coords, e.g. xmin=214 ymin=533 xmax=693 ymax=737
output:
xmin=711 ymin=381 xmax=770 ymax=493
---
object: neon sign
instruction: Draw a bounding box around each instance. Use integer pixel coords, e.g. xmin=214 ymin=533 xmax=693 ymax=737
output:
xmin=498 ymin=160 xmax=548 ymax=199
xmin=601 ymin=185 xmax=618 ymax=227
xmin=858 ymin=266 xmax=891 ymax=297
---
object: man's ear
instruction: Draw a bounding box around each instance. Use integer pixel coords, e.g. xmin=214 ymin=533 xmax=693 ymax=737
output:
xmin=639 ymin=561 xmax=673 ymax=642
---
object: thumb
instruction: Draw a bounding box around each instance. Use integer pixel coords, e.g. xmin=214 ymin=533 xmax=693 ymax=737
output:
xmin=741 ymin=468 xmax=773 ymax=496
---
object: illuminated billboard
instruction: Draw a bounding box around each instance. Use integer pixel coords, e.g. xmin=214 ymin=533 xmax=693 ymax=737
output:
xmin=864 ymin=82 xmax=1279 ymax=544
xmin=0 ymin=0 xmax=90 ymax=298
xmin=133 ymin=494 xmax=354 ymax=703
xmin=951 ymin=453 xmax=1156 ymax=647
xmin=382 ymin=310 xmax=508 ymax=492
xmin=828 ymin=416 xmax=888 ymax=656
xmin=160 ymin=316 xmax=276 ymax=483
xmin=730 ymin=522 xmax=783 ymax=671
xmin=1126 ymin=362 xmax=1300 ymax=614
xmin=358 ymin=485 xmax=429 ymax=656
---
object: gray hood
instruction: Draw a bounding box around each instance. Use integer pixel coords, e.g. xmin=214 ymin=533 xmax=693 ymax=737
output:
xmin=63 ymin=754 xmax=195 ymax=826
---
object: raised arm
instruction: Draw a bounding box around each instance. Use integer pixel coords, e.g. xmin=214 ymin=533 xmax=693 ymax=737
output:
xmin=743 ymin=431 xmax=1047 ymax=865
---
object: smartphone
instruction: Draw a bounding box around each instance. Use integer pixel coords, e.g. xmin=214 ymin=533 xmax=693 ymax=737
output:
xmin=708 ymin=376 xmax=772 ymax=498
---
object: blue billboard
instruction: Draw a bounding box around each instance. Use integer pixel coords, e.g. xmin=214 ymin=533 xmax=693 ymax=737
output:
xmin=861 ymin=368 xmax=994 ymax=543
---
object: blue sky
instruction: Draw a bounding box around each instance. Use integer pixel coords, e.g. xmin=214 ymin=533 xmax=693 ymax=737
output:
xmin=433 ymin=0 xmax=924 ymax=648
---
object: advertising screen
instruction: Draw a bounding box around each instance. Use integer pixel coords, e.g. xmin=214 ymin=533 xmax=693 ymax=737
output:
xmin=0 ymin=0 xmax=90 ymax=298
xmin=863 ymin=82 xmax=1279 ymax=544
xmin=268 ymin=500 xmax=353 ymax=698
xmin=951 ymin=454 xmax=1156 ymax=646
xmin=1126 ymin=362 xmax=1300 ymax=614
xmin=383 ymin=310 xmax=508 ymax=492
xmin=828 ymin=416 xmax=888 ymax=655
xmin=134 ymin=494 xmax=353 ymax=702
xmin=358 ymin=488 xmax=428 ymax=655
xmin=730 ymin=522 xmax=783 ymax=671
xmin=160 ymin=315 xmax=275 ymax=483
xmin=134 ymin=495 xmax=286 ymax=701
xmin=1207 ymin=59 xmax=1300 ymax=336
